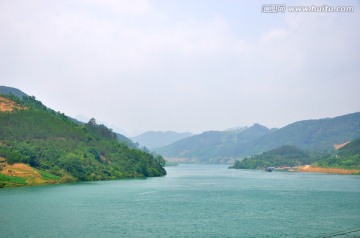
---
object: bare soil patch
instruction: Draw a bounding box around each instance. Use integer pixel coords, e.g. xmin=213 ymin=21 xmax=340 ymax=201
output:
xmin=333 ymin=142 xmax=350 ymax=150
xmin=2 ymin=163 xmax=45 ymax=184
xmin=0 ymin=96 xmax=25 ymax=112
xmin=297 ymin=165 xmax=360 ymax=175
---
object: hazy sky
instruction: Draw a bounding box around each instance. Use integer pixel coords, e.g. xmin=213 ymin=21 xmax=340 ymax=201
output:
xmin=1 ymin=0 xmax=359 ymax=135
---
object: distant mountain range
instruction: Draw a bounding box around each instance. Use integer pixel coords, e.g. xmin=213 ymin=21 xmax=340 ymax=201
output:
xmin=244 ymin=112 xmax=360 ymax=153
xmin=3 ymin=86 xmax=358 ymax=168
xmin=155 ymin=123 xmax=271 ymax=163
xmin=131 ymin=131 xmax=193 ymax=150
xmin=155 ymin=112 xmax=360 ymax=164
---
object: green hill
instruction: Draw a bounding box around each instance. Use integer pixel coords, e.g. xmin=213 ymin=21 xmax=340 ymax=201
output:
xmin=0 ymin=93 xmax=166 ymax=188
xmin=313 ymin=138 xmax=360 ymax=170
xmin=229 ymin=145 xmax=312 ymax=169
xmin=1 ymin=85 xmax=138 ymax=149
xmin=231 ymin=138 xmax=360 ymax=171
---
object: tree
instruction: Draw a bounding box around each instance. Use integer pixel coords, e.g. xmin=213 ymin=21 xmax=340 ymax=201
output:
xmin=88 ymin=118 xmax=97 ymax=126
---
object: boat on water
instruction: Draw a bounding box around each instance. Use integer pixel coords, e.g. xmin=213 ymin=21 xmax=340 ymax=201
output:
xmin=266 ymin=167 xmax=275 ymax=172
xmin=266 ymin=166 xmax=295 ymax=172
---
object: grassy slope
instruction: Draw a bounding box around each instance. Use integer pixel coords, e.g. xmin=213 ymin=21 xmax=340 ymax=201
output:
xmin=0 ymin=159 xmax=61 ymax=188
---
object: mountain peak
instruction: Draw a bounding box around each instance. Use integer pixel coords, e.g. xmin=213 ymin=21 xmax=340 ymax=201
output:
xmin=0 ymin=86 xmax=27 ymax=99
xmin=251 ymin=123 xmax=268 ymax=129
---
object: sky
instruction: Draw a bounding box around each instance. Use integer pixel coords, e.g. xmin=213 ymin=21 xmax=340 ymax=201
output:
xmin=1 ymin=0 xmax=359 ymax=136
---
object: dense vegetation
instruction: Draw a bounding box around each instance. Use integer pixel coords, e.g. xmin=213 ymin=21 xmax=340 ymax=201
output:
xmin=229 ymin=145 xmax=314 ymax=169
xmin=156 ymin=113 xmax=360 ymax=164
xmin=230 ymin=139 xmax=360 ymax=170
xmin=313 ymin=138 xmax=360 ymax=170
xmin=0 ymin=94 xmax=166 ymax=186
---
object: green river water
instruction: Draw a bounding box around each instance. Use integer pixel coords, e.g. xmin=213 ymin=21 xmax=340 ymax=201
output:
xmin=1 ymin=164 xmax=359 ymax=237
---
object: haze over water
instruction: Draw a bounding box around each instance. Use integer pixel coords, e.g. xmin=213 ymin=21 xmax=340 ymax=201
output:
xmin=1 ymin=164 xmax=360 ymax=238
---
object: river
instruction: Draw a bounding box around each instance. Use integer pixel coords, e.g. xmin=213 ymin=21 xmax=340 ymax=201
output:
xmin=1 ymin=164 xmax=359 ymax=237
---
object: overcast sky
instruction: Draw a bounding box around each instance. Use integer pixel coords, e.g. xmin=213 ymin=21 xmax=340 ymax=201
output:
xmin=1 ymin=0 xmax=359 ymax=136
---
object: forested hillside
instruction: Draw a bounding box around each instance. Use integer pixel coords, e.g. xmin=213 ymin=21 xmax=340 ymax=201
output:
xmin=0 ymin=93 xmax=166 ymax=187
xmin=313 ymin=138 xmax=360 ymax=170
xmin=230 ymin=138 xmax=360 ymax=171
xmin=229 ymin=145 xmax=314 ymax=169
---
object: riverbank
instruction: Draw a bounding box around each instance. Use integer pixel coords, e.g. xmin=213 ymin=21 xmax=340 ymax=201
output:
xmin=297 ymin=165 xmax=360 ymax=175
